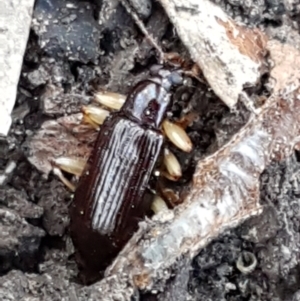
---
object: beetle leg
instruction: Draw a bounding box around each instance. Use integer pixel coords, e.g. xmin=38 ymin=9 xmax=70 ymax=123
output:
xmin=72 ymin=121 xmax=97 ymax=135
xmin=175 ymin=112 xmax=199 ymax=130
xmin=162 ymin=119 xmax=193 ymax=153
xmin=182 ymin=64 xmax=206 ymax=84
xmin=155 ymin=179 xmax=182 ymax=208
xmin=147 ymin=186 xmax=171 ymax=214
xmin=81 ymin=114 xmax=101 ymax=130
xmin=161 ymin=171 xmax=181 ymax=182
xmin=239 ymin=92 xmax=261 ymax=115
xmin=163 ymin=52 xmax=205 ymax=84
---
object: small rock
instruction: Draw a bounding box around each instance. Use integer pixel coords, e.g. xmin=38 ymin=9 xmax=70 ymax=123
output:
xmin=33 ymin=0 xmax=101 ymax=63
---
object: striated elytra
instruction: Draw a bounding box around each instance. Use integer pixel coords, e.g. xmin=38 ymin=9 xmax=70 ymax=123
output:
xmin=69 ymin=68 xmax=182 ymax=284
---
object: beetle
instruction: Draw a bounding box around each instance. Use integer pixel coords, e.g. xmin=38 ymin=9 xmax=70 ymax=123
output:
xmin=67 ymin=67 xmax=191 ymax=283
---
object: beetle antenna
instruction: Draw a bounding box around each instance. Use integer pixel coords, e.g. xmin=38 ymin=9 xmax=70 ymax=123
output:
xmin=120 ymin=0 xmax=165 ymax=63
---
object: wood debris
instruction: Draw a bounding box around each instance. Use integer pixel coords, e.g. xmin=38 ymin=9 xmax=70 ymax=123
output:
xmin=0 ymin=0 xmax=35 ymax=136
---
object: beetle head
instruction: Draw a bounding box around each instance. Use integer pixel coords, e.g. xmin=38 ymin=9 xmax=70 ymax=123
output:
xmin=121 ymin=67 xmax=183 ymax=129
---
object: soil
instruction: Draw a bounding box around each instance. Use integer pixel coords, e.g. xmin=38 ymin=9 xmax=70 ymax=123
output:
xmin=1 ymin=0 xmax=300 ymax=300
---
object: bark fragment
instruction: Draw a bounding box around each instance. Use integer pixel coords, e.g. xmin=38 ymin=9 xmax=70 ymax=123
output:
xmin=158 ymin=0 xmax=267 ymax=108
xmin=0 ymin=0 xmax=35 ymax=136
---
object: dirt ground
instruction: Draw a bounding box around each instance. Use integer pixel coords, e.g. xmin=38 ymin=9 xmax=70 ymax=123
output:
xmin=1 ymin=0 xmax=300 ymax=300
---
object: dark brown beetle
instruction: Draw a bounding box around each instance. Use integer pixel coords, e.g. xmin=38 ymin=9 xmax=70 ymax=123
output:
xmin=69 ymin=68 xmax=183 ymax=284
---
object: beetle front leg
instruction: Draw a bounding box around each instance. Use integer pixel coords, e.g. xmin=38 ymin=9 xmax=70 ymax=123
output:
xmin=52 ymin=168 xmax=76 ymax=192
